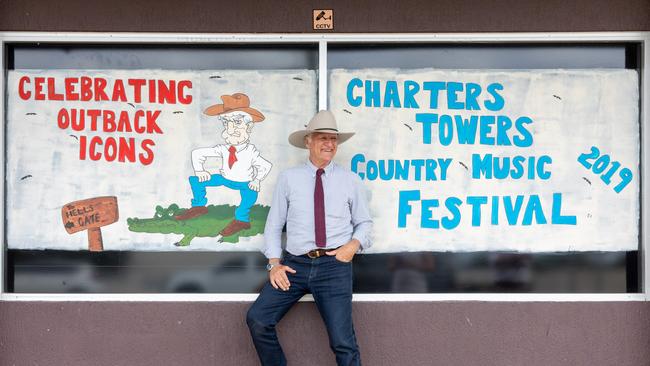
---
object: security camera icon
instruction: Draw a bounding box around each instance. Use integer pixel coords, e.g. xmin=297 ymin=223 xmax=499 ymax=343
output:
xmin=316 ymin=11 xmax=331 ymax=21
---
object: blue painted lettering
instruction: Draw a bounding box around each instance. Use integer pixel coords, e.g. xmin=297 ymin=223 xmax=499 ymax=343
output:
xmin=551 ymin=193 xmax=577 ymax=225
xmin=403 ymin=80 xmax=420 ymax=109
xmin=446 ymin=82 xmax=464 ymax=109
xmin=466 ymin=196 xmax=488 ymax=226
xmin=365 ymin=80 xmax=381 ymax=107
xmin=383 ymin=81 xmax=401 ymax=108
xmin=485 ymin=83 xmax=504 ymax=111
xmin=421 ymin=199 xmax=440 ymax=229
xmin=442 ymin=197 xmax=462 ymax=229
xmin=522 ymin=194 xmax=547 ymax=225
xmin=346 ymin=78 xmax=363 ymax=107
xmin=398 ymin=190 xmax=420 ymax=227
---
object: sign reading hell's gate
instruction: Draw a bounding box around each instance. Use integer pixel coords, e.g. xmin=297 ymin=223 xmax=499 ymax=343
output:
xmin=62 ymin=196 xmax=119 ymax=251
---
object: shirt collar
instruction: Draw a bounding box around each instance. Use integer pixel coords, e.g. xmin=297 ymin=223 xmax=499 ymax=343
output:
xmin=229 ymin=143 xmax=248 ymax=152
xmin=306 ymin=160 xmax=335 ymax=177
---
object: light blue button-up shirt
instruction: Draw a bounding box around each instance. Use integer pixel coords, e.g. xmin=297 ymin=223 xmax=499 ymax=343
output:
xmin=263 ymin=160 xmax=373 ymax=259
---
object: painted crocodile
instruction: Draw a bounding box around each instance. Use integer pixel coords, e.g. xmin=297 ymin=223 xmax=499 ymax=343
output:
xmin=126 ymin=204 xmax=269 ymax=246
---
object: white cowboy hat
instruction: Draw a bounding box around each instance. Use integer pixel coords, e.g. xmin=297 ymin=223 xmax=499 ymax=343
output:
xmin=288 ymin=110 xmax=355 ymax=149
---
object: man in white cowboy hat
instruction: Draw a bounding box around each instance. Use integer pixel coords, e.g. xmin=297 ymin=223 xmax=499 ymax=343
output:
xmin=175 ymin=93 xmax=272 ymax=240
xmin=247 ymin=110 xmax=373 ymax=366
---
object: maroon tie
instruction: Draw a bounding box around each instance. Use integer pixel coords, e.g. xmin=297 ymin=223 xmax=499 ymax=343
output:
xmin=314 ymin=168 xmax=326 ymax=248
xmin=228 ymin=146 xmax=238 ymax=168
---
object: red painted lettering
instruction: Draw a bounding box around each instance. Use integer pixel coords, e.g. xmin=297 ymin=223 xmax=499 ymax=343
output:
xmin=94 ymin=78 xmax=109 ymax=101
xmin=178 ymin=80 xmax=193 ymax=104
xmin=79 ymin=135 xmax=87 ymax=160
xmin=133 ymin=110 xmax=145 ymax=133
xmin=148 ymin=80 xmax=156 ymax=104
xmin=34 ymin=77 xmax=46 ymax=100
xmin=18 ymin=76 xmax=31 ymax=100
xmin=103 ymin=110 xmax=116 ymax=132
xmin=71 ymin=109 xmax=84 ymax=131
xmin=104 ymin=137 xmax=117 ymax=162
xmin=80 ymin=77 xmax=93 ymax=101
xmin=112 ymin=79 xmax=126 ymax=102
xmin=87 ymin=109 xmax=101 ymax=130
xmin=158 ymin=80 xmax=176 ymax=104
xmin=65 ymin=78 xmax=79 ymax=100
xmin=47 ymin=78 xmax=64 ymax=100
xmin=117 ymin=110 xmax=132 ymax=132
xmin=118 ymin=137 xmax=136 ymax=163
xmin=146 ymin=110 xmax=163 ymax=134
xmin=57 ymin=108 xmax=70 ymax=129
xmin=89 ymin=136 xmax=103 ymax=161
xmin=128 ymin=79 xmax=146 ymax=103
xmin=139 ymin=139 xmax=155 ymax=165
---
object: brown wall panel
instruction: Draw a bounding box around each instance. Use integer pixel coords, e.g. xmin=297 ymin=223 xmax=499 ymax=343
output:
xmin=1 ymin=1 xmax=648 ymax=365
xmin=0 ymin=0 xmax=649 ymax=33
xmin=1 ymin=301 xmax=649 ymax=366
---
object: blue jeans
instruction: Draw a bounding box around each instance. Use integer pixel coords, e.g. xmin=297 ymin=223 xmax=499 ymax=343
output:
xmin=188 ymin=174 xmax=257 ymax=222
xmin=246 ymin=254 xmax=360 ymax=366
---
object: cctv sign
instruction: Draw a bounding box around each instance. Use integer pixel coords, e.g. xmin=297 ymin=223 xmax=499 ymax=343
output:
xmin=313 ymin=9 xmax=333 ymax=30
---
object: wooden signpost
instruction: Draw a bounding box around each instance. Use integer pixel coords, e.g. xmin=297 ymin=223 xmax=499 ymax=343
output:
xmin=62 ymin=196 xmax=118 ymax=251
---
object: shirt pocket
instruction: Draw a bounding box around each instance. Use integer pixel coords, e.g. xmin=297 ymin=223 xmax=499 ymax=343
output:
xmin=326 ymin=196 xmax=351 ymax=220
xmin=287 ymin=189 xmax=312 ymax=217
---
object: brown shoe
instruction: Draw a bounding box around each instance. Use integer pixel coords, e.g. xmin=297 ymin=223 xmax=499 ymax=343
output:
xmin=219 ymin=219 xmax=251 ymax=237
xmin=174 ymin=206 xmax=208 ymax=221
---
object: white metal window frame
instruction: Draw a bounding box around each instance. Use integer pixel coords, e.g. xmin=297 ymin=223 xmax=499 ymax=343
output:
xmin=0 ymin=31 xmax=648 ymax=302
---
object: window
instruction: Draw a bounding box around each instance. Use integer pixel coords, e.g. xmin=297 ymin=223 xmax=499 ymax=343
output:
xmin=1 ymin=34 xmax=647 ymax=296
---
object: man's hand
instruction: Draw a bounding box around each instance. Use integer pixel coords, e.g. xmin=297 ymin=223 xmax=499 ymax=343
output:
xmin=269 ymin=264 xmax=297 ymax=291
xmin=326 ymin=239 xmax=361 ymax=263
xmin=195 ymin=170 xmax=211 ymax=182
xmin=248 ymin=179 xmax=261 ymax=192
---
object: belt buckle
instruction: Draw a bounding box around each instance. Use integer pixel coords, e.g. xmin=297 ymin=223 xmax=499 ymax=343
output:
xmin=307 ymin=250 xmax=319 ymax=259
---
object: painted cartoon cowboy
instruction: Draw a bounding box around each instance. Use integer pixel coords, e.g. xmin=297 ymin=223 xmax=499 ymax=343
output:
xmin=175 ymin=93 xmax=272 ymax=240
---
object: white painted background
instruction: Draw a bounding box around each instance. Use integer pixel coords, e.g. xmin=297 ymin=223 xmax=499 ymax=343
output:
xmin=330 ymin=69 xmax=639 ymax=252
xmin=6 ymin=70 xmax=317 ymax=251
xmin=5 ymin=68 xmax=640 ymax=252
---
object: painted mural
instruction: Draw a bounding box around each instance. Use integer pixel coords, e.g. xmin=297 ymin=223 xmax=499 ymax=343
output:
xmin=5 ymin=68 xmax=640 ymax=252
xmin=330 ymin=68 xmax=639 ymax=252
xmin=6 ymin=70 xmax=316 ymax=251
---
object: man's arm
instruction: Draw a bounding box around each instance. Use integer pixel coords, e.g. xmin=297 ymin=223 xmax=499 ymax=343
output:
xmin=263 ymin=172 xmax=296 ymax=291
xmin=326 ymin=174 xmax=373 ymax=262
xmin=191 ymin=146 xmax=222 ymax=182
xmin=263 ymin=172 xmax=287 ymax=259
xmin=349 ymin=174 xmax=373 ymax=250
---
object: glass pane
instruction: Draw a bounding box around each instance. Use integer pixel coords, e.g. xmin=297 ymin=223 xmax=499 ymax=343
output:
xmin=3 ymin=42 xmax=642 ymax=293
xmin=327 ymin=43 xmax=641 ymax=293
xmin=4 ymin=43 xmax=318 ymax=294
xmin=7 ymin=250 xmax=636 ymax=293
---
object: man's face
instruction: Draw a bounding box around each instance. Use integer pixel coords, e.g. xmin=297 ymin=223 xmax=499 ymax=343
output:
xmin=220 ymin=113 xmax=253 ymax=145
xmin=306 ymin=132 xmax=338 ymax=167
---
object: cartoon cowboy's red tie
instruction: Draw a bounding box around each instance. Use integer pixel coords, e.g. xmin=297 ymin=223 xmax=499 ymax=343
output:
xmin=228 ymin=146 xmax=238 ymax=168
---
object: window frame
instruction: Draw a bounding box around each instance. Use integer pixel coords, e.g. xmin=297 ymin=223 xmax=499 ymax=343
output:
xmin=1 ymin=31 xmax=648 ymax=302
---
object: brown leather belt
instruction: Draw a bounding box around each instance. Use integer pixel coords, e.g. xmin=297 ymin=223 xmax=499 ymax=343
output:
xmin=305 ymin=248 xmax=329 ymax=259
xmin=304 ymin=247 xmax=340 ymax=259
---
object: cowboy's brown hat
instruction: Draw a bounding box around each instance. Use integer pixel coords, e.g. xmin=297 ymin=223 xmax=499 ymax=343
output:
xmin=288 ymin=110 xmax=354 ymax=149
xmin=203 ymin=93 xmax=265 ymax=122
